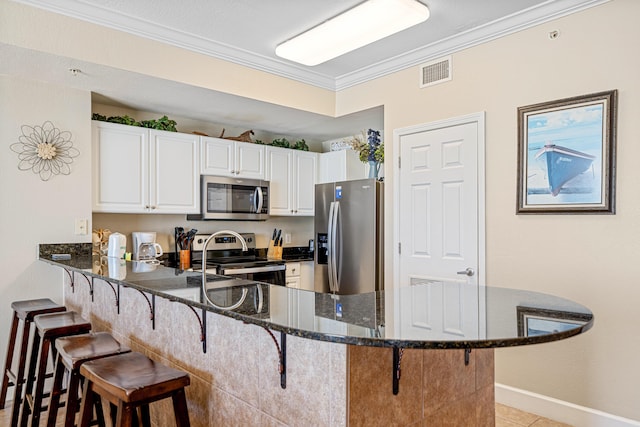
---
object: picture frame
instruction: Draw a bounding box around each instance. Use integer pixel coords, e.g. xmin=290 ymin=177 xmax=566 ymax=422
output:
xmin=517 ymin=90 xmax=617 ymax=214
xmin=516 ymin=306 xmax=591 ymax=338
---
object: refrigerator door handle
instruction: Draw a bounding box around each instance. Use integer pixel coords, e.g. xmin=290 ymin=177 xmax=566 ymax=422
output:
xmin=332 ymin=202 xmax=342 ymax=292
xmin=327 ymin=201 xmax=336 ymax=292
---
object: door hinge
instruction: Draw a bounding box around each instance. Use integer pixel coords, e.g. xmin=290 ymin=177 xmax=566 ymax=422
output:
xmin=398 ymin=157 xmax=401 ymax=169
xmin=398 ymin=242 xmax=401 ymax=254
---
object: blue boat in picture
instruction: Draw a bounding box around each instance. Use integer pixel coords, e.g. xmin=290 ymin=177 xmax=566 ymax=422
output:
xmin=534 ymin=144 xmax=595 ymax=197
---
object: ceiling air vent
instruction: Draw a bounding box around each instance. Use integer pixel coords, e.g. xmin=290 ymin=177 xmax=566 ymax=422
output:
xmin=420 ymin=56 xmax=452 ymax=88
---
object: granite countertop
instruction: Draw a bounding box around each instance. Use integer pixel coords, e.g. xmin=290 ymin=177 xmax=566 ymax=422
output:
xmin=38 ymin=243 xmax=594 ymax=349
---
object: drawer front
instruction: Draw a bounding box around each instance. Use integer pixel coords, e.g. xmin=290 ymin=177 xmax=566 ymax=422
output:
xmin=286 ymin=262 xmax=301 ymax=277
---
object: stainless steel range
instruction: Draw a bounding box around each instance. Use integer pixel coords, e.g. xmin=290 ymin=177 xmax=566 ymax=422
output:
xmin=191 ymin=232 xmax=286 ymax=287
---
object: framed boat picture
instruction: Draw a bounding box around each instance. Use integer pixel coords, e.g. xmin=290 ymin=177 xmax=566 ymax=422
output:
xmin=517 ymin=90 xmax=617 ymax=214
xmin=516 ymin=306 xmax=592 ymax=338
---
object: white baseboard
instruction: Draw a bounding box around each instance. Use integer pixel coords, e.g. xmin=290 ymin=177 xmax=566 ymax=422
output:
xmin=495 ymin=383 xmax=640 ymax=427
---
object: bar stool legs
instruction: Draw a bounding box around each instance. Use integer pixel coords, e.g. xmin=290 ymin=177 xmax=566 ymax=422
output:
xmin=19 ymin=311 xmax=91 ymax=427
xmin=45 ymin=332 xmax=130 ymax=427
xmin=78 ymin=352 xmax=191 ymax=427
xmin=0 ymin=299 xmax=66 ymax=427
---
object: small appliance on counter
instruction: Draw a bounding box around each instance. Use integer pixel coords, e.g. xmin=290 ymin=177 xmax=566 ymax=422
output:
xmin=132 ymin=232 xmax=161 ymax=261
xmin=107 ymin=232 xmax=126 ymax=258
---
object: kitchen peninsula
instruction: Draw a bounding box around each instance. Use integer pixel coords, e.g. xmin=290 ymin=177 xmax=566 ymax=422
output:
xmin=39 ymin=244 xmax=593 ymax=426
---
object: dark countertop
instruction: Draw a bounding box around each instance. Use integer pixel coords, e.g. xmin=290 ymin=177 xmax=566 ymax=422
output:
xmin=38 ymin=243 xmax=593 ymax=349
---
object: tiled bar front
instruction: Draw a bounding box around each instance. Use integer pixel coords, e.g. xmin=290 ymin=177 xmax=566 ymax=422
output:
xmin=62 ymin=271 xmax=495 ymax=426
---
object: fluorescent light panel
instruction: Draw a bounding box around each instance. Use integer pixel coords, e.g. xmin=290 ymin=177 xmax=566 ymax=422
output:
xmin=275 ymin=0 xmax=430 ymax=66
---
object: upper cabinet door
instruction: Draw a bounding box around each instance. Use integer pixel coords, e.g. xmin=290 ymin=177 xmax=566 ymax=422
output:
xmin=236 ymin=142 xmax=265 ymax=179
xmin=201 ymin=136 xmax=235 ymax=176
xmin=92 ymin=121 xmax=149 ymax=213
xmin=149 ymin=130 xmax=200 ymax=214
xmin=265 ymin=146 xmax=293 ymax=215
xmin=266 ymin=147 xmax=317 ymax=216
xmin=200 ymin=137 xmax=265 ymax=179
xmin=293 ymin=151 xmax=317 ymax=215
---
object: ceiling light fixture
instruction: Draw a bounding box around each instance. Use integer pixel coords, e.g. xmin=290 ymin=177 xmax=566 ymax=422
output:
xmin=275 ymin=0 xmax=430 ymax=66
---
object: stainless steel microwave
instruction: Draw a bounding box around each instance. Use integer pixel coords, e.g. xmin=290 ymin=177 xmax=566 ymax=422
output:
xmin=187 ymin=175 xmax=269 ymax=221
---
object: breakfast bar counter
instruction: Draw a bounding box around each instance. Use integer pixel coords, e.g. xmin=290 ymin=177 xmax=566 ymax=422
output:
xmin=39 ymin=244 xmax=593 ymax=426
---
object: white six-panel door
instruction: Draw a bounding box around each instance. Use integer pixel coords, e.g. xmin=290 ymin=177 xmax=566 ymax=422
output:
xmin=394 ymin=113 xmax=485 ymax=339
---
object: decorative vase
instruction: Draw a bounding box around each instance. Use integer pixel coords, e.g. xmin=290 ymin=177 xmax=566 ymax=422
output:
xmin=368 ymin=160 xmax=380 ymax=179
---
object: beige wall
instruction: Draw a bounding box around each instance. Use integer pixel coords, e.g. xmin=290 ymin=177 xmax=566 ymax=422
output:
xmin=2 ymin=0 xmax=638 ymax=422
xmin=0 ymin=75 xmax=93 ymax=399
xmin=337 ymin=0 xmax=638 ymax=420
xmin=0 ymin=0 xmax=336 ymax=116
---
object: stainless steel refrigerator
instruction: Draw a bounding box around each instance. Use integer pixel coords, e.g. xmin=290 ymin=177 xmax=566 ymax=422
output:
xmin=314 ymin=178 xmax=384 ymax=294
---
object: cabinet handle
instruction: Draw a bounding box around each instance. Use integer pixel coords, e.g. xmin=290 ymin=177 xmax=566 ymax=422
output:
xmin=145 ymin=205 xmax=150 ymax=209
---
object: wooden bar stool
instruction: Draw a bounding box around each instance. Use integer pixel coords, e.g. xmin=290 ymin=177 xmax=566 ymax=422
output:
xmin=1 ymin=299 xmax=66 ymax=427
xmin=45 ymin=332 xmax=131 ymax=427
xmin=78 ymin=352 xmax=191 ymax=427
xmin=19 ymin=311 xmax=92 ymax=427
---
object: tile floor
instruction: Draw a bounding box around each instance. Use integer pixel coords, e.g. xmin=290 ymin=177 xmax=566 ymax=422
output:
xmin=0 ymin=400 xmax=573 ymax=426
xmin=496 ymin=403 xmax=573 ymax=427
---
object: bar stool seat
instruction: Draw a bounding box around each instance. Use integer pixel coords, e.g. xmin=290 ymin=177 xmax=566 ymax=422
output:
xmin=20 ymin=311 xmax=91 ymax=427
xmin=1 ymin=299 xmax=66 ymax=427
xmin=78 ymin=352 xmax=191 ymax=427
xmin=46 ymin=332 xmax=131 ymax=427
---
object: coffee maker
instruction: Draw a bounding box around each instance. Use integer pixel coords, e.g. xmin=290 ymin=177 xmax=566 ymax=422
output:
xmin=132 ymin=232 xmax=162 ymax=260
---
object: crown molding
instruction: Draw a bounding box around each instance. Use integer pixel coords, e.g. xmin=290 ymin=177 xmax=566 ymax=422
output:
xmin=334 ymin=0 xmax=610 ymax=90
xmin=15 ymin=0 xmax=609 ymax=92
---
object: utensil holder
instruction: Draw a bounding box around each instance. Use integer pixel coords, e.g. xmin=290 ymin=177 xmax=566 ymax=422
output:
xmin=179 ymin=250 xmax=191 ymax=270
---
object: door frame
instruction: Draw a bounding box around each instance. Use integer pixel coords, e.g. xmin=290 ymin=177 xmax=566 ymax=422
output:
xmin=392 ymin=112 xmax=487 ymax=287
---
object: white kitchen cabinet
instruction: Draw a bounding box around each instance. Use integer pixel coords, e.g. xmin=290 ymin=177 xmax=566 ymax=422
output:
xmin=200 ymin=136 xmax=265 ymax=179
xmin=285 ymin=262 xmax=301 ymax=289
xmin=286 ymin=261 xmax=314 ymax=290
xmin=92 ymin=121 xmax=199 ymax=214
xmin=265 ymin=146 xmax=317 ymax=216
xmin=318 ymin=149 xmax=367 ymax=183
xmin=299 ymin=261 xmax=314 ymax=291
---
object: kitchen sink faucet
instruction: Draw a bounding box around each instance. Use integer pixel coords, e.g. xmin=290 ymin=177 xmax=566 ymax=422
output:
xmin=201 ymin=230 xmax=250 ymax=310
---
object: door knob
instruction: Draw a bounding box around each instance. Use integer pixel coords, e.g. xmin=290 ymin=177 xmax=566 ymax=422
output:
xmin=456 ymin=268 xmax=475 ymax=277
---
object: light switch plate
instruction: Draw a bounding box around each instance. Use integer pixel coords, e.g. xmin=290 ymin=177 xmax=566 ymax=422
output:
xmin=74 ymin=218 xmax=88 ymax=235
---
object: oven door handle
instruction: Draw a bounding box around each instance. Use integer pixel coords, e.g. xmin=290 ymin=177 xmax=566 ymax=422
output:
xmin=254 ymin=186 xmax=264 ymax=213
xmin=220 ymin=264 xmax=285 ymax=275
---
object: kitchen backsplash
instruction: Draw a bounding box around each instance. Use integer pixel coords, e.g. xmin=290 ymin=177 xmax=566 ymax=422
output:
xmin=93 ymin=213 xmax=314 ymax=253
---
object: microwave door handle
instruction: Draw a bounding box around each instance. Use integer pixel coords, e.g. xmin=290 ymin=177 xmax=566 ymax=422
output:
xmin=255 ymin=186 xmax=264 ymax=213
xmin=332 ymin=201 xmax=341 ymax=293
xmin=327 ymin=201 xmax=336 ymax=292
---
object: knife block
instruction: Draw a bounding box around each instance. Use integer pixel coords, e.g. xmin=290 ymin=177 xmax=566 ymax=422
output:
xmin=267 ymin=239 xmax=276 ymax=259
xmin=267 ymin=240 xmax=282 ymax=260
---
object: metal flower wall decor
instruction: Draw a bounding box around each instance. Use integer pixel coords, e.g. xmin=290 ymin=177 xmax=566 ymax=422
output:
xmin=10 ymin=121 xmax=80 ymax=181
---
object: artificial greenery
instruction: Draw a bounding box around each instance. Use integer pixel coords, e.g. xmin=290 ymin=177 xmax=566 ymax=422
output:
xmin=270 ymin=137 xmax=290 ymax=148
xmin=292 ymin=139 xmax=309 ymax=151
xmin=91 ymin=113 xmax=311 ymax=150
xmin=91 ymin=113 xmax=177 ymax=132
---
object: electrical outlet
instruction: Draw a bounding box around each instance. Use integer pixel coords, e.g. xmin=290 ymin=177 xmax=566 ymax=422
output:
xmin=74 ymin=218 xmax=88 ymax=235
xmin=284 ymin=233 xmax=292 ymax=244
